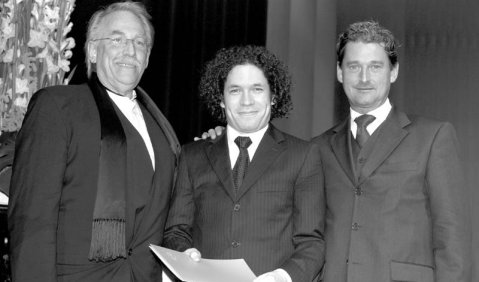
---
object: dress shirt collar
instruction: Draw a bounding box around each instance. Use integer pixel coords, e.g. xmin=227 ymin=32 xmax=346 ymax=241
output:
xmin=226 ymin=124 xmax=269 ymax=167
xmin=107 ymin=89 xmax=137 ymax=108
xmin=350 ymin=98 xmax=392 ymax=137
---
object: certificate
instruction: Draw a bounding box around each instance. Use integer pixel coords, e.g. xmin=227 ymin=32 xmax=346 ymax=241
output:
xmin=150 ymin=244 xmax=257 ymax=282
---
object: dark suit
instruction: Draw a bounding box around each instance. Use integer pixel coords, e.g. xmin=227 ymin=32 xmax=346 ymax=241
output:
xmin=164 ymin=125 xmax=325 ymax=282
xmin=8 ymin=81 xmax=180 ymax=281
xmin=312 ymin=108 xmax=470 ymax=282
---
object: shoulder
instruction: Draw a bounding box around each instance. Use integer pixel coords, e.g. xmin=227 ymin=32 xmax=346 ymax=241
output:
xmin=272 ymin=128 xmax=319 ymax=156
xmin=31 ymin=84 xmax=92 ymax=108
xmin=26 ymin=84 xmax=99 ymax=128
xmin=311 ymin=121 xmax=344 ymax=146
xmin=403 ymin=113 xmax=457 ymax=137
xmin=180 ymin=138 xmax=213 ymax=157
xmin=281 ymin=132 xmax=312 ymax=151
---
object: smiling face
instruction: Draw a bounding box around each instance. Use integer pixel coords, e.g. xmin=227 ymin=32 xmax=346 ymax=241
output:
xmin=220 ymin=64 xmax=273 ymax=133
xmin=88 ymin=10 xmax=150 ymax=97
xmin=337 ymin=41 xmax=398 ymax=114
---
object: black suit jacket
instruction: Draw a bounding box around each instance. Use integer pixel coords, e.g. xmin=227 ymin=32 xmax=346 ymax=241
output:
xmin=8 ymin=82 xmax=180 ymax=281
xmin=164 ymin=125 xmax=325 ymax=282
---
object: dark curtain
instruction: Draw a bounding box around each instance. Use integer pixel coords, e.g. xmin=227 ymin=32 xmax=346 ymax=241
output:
xmin=69 ymin=0 xmax=268 ymax=144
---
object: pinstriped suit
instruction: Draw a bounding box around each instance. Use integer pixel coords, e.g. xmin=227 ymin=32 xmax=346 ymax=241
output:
xmin=164 ymin=125 xmax=325 ymax=282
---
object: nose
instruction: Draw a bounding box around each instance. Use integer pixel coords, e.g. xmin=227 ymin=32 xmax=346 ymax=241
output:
xmin=123 ymin=39 xmax=136 ymax=55
xmin=359 ymin=67 xmax=369 ymax=82
xmin=240 ymin=91 xmax=253 ymax=105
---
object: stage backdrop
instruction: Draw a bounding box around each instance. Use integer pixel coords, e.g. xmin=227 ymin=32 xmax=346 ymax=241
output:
xmin=267 ymin=0 xmax=479 ymax=280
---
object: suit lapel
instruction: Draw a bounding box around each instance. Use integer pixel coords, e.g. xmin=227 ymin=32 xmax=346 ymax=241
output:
xmin=206 ymin=134 xmax=237 ymax=201
xmin=236 ymin=126 xmax=286 ymax=199
xmin=135 ymin=86 xmax=181 ymax=159
xmin=331 ymin=119 xmax=356 ymax=184
xmin=358 ymin=109 xmax=410 ymax=184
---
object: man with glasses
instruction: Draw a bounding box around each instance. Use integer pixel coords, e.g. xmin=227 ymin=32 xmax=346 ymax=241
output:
xmin=8 ymin=2 xmax=180 ymax=281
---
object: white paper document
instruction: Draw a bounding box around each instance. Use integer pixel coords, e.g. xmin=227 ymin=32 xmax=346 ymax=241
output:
xmin=150 ymin=244 xmax=257 ymax=282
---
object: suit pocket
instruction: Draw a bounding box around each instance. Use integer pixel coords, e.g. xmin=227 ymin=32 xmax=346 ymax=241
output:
xmin=380 ymin=161 xmax=418 ymax=173
xmin=390 ymin=261 xmax=434 ymax=282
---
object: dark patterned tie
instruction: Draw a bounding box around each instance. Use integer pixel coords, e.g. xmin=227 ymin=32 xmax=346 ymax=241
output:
xmin=233 ymin=136 xmax=252 ymax=191
xmin=354 ymin=114 xmax=376 ymax=147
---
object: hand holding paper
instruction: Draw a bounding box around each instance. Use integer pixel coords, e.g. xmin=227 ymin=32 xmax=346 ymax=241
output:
xmin=184 ymin=248 xmax=201 ymax=262
xmin=150 ymin=244 xmax=256 ymax=282
xmin=253 ymin=269 xmax=291 ymax=282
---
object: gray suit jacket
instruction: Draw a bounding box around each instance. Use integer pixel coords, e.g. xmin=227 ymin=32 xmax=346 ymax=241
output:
xmin=312 ymin=108 xmax=471 ymax=282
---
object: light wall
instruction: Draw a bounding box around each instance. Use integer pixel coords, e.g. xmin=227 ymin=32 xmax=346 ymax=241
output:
xmin=267 ymin=0 xmax=337 ymax=140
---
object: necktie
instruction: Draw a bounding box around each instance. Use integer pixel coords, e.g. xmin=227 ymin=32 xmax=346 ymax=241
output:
xmin=354 ymin=114 xmax=376 ymax=147
xmin=233 ymin=136 xmax=252 ymax=191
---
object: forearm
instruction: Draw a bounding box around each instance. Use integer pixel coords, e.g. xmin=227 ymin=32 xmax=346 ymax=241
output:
xmin=283 ymin=143 xmax=325 ymax=281
xmin=427 ymin=123 xmax=471 ymax=281
xmin=163 ymin=224 xmax=193 ymax=251
xmin=163 ymin=150 xmax=196 ymax=252
xmin=8 ymin=89 xmax=67 ymax=280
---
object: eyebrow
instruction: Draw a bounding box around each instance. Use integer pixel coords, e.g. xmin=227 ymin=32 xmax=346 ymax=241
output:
xmin=109 ymin=30 xmax=125 ymax=36
xmin=227 ymin=82 xmax=266 ymax=88
xmin=345 ymin=60 xmax=385 ymax=65
xmin=108 ymin=30 xmax=147 ymax=39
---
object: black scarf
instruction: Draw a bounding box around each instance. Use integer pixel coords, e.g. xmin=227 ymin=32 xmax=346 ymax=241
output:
xmin=87 ymin=74 xmax=128 ymax=261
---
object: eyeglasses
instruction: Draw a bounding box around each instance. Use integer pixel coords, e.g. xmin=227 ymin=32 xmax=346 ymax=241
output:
xmin=91 ymin=36 xmax=149 ymax=50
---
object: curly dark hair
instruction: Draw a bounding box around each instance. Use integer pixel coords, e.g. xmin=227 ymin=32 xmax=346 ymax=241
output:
xmin=199 ymin=45 xmax=292 ymax=123
xmin=337 ymin=20 xmax=399 ymax=67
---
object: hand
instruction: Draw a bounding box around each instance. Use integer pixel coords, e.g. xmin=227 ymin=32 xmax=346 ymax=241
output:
xmin=193 ymin=126 xmax=225 ymax=141
xmin=183 ymin=248 xmax=201 ymax=262
xmin=253 ymin=270 xmax=290 ymax=282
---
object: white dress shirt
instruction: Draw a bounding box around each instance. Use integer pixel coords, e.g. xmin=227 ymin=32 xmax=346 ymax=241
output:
xmin=226 ymin=124 xmax=268 ymax=169
xmin=350 ymin=98 xmax=392 ymax=138
xmin=107 ymin=90 xmax=155 ymax=170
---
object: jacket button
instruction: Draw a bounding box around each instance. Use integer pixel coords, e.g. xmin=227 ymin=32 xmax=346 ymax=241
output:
xmin=358 ymin=157 xmax=366 ymax=164
xmin=352 ymin=223 xmax=359 ymax=231
xmin=354 ymin=187 xmax=362 ymax=196
xmin=232 ymin=241 xmax=240 ymax=248
xmin=128 ymin=248 xmax=133 ymax=256
xmin=233 ymin=204 xmax=241 ymax=211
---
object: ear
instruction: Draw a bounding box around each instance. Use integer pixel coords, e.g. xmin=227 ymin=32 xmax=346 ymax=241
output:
xmin=390 ymin=63 xmax=399 ymax=83
xmin=220 ymin=100 xmax=225 ymax=108
xmin=271 ymin=95 xmax=275 ymax=105
xmin=88 ymin=41 xmax=97 ymax=63
xmin=336 ymin=63 xmax=343 ymax=83
xmin=144 ymin=48 xmax=151 ymax=68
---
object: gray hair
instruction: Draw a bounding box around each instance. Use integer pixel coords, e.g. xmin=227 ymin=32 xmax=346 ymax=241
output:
xmin=84 ymin=1 xmax=154 ymax=78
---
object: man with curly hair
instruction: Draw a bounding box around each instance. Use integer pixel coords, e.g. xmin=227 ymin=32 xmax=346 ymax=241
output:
xmin=164 ymin=45 xmax=325 ymax=282
xmin=312 ymin=20 xmax=470 ymax=282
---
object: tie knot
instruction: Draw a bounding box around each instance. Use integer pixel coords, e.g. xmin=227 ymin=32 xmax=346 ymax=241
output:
xmin=235 ymin=136 xmax=252 ymax=149
xmin=355 ymin=114 xmax=376 ymax=129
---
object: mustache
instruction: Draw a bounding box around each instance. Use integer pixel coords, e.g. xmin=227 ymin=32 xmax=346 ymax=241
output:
xmin=354 ymin=83 xmax=374 ymax=88
xmin=117 ymin=57 xmax=140 ymax=65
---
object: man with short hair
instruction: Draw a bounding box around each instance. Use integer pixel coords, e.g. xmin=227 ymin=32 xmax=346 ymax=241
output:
xmin=8 ymin=2 xmax=180 ymax=281
xmin=164 ymin=45 xmax=325 ymax=282
xmin=312 ymin=20 xmax=470 ymax=282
